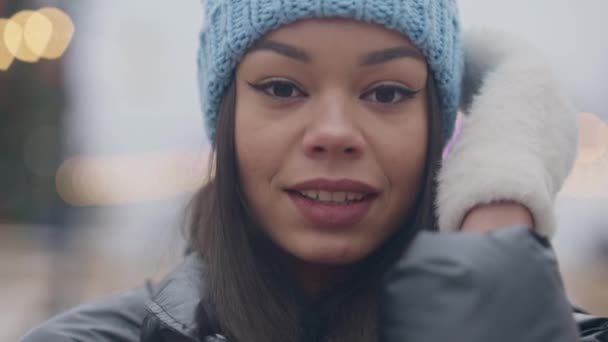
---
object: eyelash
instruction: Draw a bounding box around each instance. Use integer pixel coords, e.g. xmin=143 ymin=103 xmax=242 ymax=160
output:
xmin=248 ymin=80 xmax=308 ymax=99
xmin=248 ymin=79 xmax=418 ymax=105
xmin=360 ymin=84 xmax=419 ymax=104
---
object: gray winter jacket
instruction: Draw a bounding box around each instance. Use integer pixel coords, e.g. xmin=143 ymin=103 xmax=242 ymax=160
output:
xmin=20 ymin=226 xmax=608 ymax=342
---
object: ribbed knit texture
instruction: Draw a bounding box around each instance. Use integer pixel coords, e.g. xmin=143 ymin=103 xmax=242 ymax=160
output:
xmin=198 ymin=0 xmax=464 ymax=142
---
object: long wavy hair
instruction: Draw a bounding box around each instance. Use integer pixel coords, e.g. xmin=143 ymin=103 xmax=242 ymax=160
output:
xmin=188 ymin=75 xmax=445 ymax=342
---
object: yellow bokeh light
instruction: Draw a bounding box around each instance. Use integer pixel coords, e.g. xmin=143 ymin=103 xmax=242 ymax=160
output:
xmin=55 ymin=158 xmax=78 ymax=205
xmin=56 ymin=150 xmax=209 ymax=207
xmin=0 ymin=7 xmax=74 ymax=69
xmin=560 ymin=112 xmax=608 ymax=198
xmin=23 ymin=11 xmax=53 ymax=57
xmin=37 ymin=7 xmax=74 ymax=59
xmin=6 ymin=10 xmax=40 ymax=63
xmin=576 ymin=112 xmax=608 ymax=164
xmin=2 ymin=18 xmax=23 ymax=61
xmin=0 ymin=19 xmax=16 ymax=70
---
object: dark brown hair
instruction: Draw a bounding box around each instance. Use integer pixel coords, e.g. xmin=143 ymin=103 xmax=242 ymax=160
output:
xmin=189 ymin=76 xmax=444 ymax=342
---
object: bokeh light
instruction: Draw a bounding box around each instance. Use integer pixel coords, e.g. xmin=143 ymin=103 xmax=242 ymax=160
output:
xmin=0 ymin=7 xmax=74 ymax=69
xmin=6 ymin=10 xmax=40 ymax=63
xmin=576 ymin=112 xmax=608 ymax=164
xmin=36 ymin=7 xmax=75 ymax=60
xmin=23 ymin=11 xmax=53 ymax=57
xmin=0 ymin=19 xmax=16 ymax=70
xmin=2 ymin=18 xmax=24 ymax=66
xmin=56 ymin=150 xmax=208 ymax=206
xmin=560 ymin=112 xmax=608 ymax=198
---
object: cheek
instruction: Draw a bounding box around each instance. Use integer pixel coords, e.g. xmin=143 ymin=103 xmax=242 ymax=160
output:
xmin=378 ymin=105 xmax=429 ymax=206
xmin=235 ymin=102 xmax=267 ymax=195
xmin=234 ymin=89 xmax=294 ymax=203
xmin=394 ymin=120 xmax=427 ymax=178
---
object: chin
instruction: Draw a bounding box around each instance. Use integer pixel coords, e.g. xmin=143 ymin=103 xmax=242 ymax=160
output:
xmin=293 ymin=242 xmax=371 ymax=266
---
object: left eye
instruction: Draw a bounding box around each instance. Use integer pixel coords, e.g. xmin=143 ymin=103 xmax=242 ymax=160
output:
xmin=361 ymin=85 xmax=417 ymax=104
xmin=249 ymin=80 xmax=306 ymax=98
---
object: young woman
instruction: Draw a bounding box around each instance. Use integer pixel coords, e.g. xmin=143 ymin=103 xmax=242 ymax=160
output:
xmin=21 ymin=1 xmax=608 ymax=341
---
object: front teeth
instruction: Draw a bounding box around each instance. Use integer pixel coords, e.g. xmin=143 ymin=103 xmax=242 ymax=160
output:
xmin=299 ymin=190 xmax=366 ymax=203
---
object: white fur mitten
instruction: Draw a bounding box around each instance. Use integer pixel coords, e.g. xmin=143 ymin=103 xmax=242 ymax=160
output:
xmin=436 ymin=29 xmax=578 ymax=238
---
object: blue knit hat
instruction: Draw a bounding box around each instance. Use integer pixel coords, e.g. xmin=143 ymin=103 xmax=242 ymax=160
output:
xmin=198 ymin=0 xmax=464 ymax=142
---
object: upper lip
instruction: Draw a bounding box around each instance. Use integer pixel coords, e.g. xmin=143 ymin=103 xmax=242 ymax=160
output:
xmin=287 ymin=178 xmax=380 ymax=194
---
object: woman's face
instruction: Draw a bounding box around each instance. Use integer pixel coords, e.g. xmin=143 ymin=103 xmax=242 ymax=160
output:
xmin=235 ymin=19 xmax=429 ymax=267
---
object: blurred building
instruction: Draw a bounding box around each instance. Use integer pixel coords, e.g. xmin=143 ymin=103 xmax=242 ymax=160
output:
xmin=0 ymin=0 xmax=67 ymax=225
xmin=1 ymin=1 xmax=204 ymax=339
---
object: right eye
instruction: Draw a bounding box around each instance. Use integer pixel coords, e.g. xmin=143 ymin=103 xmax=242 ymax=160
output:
xmin=248 ymin=80 xmax=308 ymax=98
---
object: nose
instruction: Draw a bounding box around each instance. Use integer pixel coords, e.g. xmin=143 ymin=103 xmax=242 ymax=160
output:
xmin=301 ymin=94 xmax=364 ymax=159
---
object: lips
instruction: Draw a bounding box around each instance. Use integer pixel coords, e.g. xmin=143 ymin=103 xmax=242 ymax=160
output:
xmin=286 ymin=179 xmax=379 ymax=228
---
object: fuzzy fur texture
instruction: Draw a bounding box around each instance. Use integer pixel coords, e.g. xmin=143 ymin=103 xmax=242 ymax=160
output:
xmin=437 ymin=29 xmax=578 ymax=238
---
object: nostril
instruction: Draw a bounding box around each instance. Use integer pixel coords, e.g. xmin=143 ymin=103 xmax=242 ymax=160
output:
xmin=344 ymin=147 xmax=356 ymax=154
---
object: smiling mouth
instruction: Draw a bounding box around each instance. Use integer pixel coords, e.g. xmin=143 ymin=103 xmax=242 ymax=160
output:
xmin=285 ymin=178 xmax=380 ymax=226
xmin=286 ymin=189 xmax=377 ymax=227
xmin=293 ymin=190 xmax=370 ymax=204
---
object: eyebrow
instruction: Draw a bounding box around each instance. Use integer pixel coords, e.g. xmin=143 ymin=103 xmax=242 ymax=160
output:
xmin=248 ymin=40 xmax=425 ymax=65
xmin=248 ymin=40 xmax=311 ymax=62
xmin=361 ymin=46 xmax=426 ymax=65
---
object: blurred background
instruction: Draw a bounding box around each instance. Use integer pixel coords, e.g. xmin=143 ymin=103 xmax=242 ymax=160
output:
xmin=0 ymin=0 xmax=606 ymax=340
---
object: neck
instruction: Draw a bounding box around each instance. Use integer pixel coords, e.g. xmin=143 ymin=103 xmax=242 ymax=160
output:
xmin=292 ymin=259 xmax=355 ymax=301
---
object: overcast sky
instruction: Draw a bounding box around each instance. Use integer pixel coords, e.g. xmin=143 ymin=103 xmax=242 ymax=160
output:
xmin=458 ymin=0 xmax=608 ymax=120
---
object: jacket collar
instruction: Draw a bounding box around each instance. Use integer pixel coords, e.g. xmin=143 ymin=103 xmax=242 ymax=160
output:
xmin=146 ymin=254 xmax=206 ymax=340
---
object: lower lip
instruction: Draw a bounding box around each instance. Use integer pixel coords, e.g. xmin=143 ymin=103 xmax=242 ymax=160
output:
xmin=287 ymin=191 xmax=376 ymax=228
